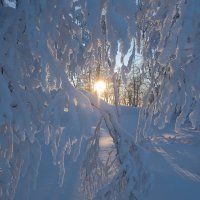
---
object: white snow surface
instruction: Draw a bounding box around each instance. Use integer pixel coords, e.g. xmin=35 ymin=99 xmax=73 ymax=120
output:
xmin=11 ymin=98 xmax=200 ymax=200
xmin=144 ymin=127 xmax=200 ymax=200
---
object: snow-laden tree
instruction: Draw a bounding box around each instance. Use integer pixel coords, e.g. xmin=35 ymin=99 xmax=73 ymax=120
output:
xmin=0 ymin=1 xmax=148 ymax=200
xmin=0 ymin=1 xmax=94 ymax=198
xmin=136 ymin=0 xmax=200 ymax=142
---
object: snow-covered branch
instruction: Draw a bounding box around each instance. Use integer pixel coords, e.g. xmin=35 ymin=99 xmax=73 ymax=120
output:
xmin=136 ymin=0 xmax=200 ymax=141
xmin=83 ymin=95 xmax=151 ymax=200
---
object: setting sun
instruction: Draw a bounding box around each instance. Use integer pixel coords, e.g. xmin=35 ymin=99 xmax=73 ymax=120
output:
xmin=94 ymin=80 xmax=106 ymax=96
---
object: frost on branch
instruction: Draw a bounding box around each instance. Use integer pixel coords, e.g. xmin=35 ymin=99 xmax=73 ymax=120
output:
xmin=136 ymin=0 xmax=200 ymax=141
xmin=0 ymin=1 xmax=92 ymax=198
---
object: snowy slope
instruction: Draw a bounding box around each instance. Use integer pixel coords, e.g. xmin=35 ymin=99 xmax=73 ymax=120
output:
xmin=81 ymin=102 xmax=200 ymax=200
xmin=142 ymin=124 xmax=200 ymax=199
xmin=116 ymin=106 xmax=200 ymax=200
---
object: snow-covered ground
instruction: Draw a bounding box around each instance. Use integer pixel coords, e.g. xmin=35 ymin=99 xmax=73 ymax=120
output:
xmin=12 ymin=100 xmax=200 ymax=200
xmin=145 ymin=126 xmax=200 ymax=199
xmin=91 ymin=104 xmax=200 ymax=200
xmin=94 ymin=103 xmax=200 ymax=200
xmin=113 ymin=106 xmax=200 ymax=200
xmin=38 ymin=104 xmax=200 ymax=200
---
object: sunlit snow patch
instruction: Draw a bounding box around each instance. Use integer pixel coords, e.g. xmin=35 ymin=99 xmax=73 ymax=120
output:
xmin=99 ymin=135 xmax=113 ymax=148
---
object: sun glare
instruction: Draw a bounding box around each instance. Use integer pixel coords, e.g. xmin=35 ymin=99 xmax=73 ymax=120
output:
xmin=94 ymin=80 xmax=106 ymax=96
